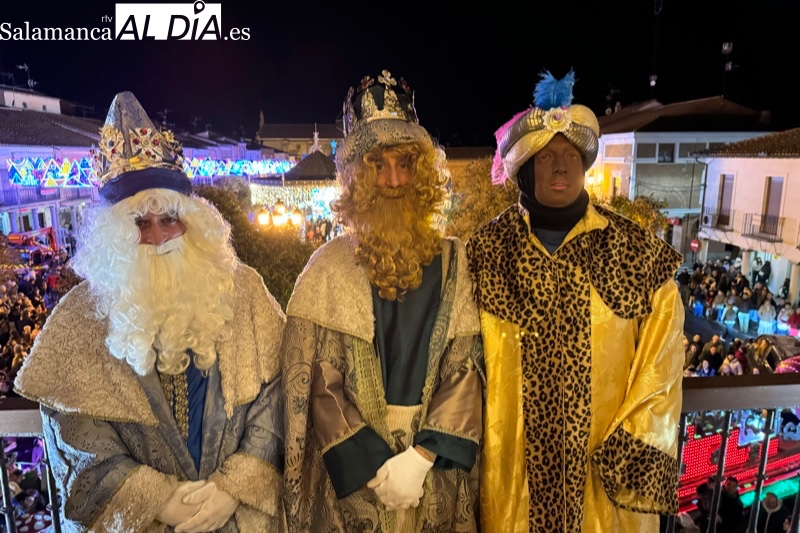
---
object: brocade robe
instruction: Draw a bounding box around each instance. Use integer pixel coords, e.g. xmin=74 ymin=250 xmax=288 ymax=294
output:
xmin=281 ymin=236 xmax=483 ymax=532
xmin=468 ymin=204 xmax=684 ymax=533
xmin=15 ymin=265 xmax=286 ymax=532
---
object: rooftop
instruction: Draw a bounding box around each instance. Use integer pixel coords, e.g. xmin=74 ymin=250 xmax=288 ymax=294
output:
xmin=0 ymin=107 xmax=100 ymax=147
xmin=598 ymin=96 xmax=761 ymax=135
xmin=258 ymin=123 xmax=342 ymax=139
xmin=692 ymin=128 xmax=800 ymax=158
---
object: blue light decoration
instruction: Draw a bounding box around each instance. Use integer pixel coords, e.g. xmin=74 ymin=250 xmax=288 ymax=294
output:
xmin=6 ymin=157 xmax=296 ymax=187
xmin=182 ymin=157 xmax=295 ymax=178
xmin=6 ymin=158 xmax=96 ymax=188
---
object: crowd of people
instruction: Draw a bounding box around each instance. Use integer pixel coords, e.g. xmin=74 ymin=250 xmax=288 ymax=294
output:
xmin=304 ymin=216 xmax=343 ymax=245
xmin=676 ymin=476 xmax=792 ymax=533
xmin=1 ymin=257 xmax=67 ymax=530
xmin=2 ymin=440 xmax=53 ymax=531
xmin=677 ymin=256 xmax=800 ymax=379
xmin=0 ymin=263 xmax=64 ymax=398
xmin=682 ymin=334 xmax=785 ymax=377
xmin=674 ymin=257 xmax=800 ymax=531
xmin=677 ymin=258 xmax=800 ymax=338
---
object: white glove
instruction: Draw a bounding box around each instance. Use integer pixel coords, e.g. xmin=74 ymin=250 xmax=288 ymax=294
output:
xmin=155 ymin=480 xmax=207 ymax=526
xmin=367 ymin=446 xmax=434 ymax=511
xmin=175 ymin=481 xmax=238 ymax=533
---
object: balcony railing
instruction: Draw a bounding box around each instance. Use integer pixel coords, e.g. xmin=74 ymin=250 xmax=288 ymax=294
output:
xmin=742 ymin=212 xmax=784 ymax=242
xmin=60 ymin=187 xmax=95 ymax=202
xmin=667 ymin=373 xmax=800 ymax=533
xmin=701 ymin=207 xmax=734 ymax=230
xmin=1 ymin=187 xmax=61 ymax=206
xmin=0 ymin=397 xmax=61 ymax=533
xmin=6 ymin=375 xmax=800 ymax=533
xmin=1 ymin=187 xmax=96 ymax=207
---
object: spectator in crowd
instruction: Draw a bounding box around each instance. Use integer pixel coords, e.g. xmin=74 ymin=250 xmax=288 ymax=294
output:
xmin=0 ymin=372 xmax=13 ymax=398
xmin=752 ymin=258 xmax=764 ymax=286
xmin=779 ymin=278 xmax=790 ymax=302
xmin=759 ymin=295 xmax=778 ymax=335
xmin=695 ymin=476 xmax=715 ymax=531
xmin=690 ymin=334 xmax=704 ymax=354
xmin=685 ymin=343 xmax=700 ymax=371
xmin=756 ymin=286 xmax=773 ymax=312
xmin=756 ymin=261 xmax=772 ymax=287
xmin=677 ymin=269 xmax=691 ymax=305
xmin=722 ymin=303 xmax=738 ymax=328
xmin=732 ymin=273 xmax=749 ymax=295
xmin=738 ymin=289 xmax=754 ymax=334
xmin=718 ymin=476 xmax=745 ymax=533
xmin=697 ymin=360 xmax=716 ymax=377
xmin=777 ymin=303 xmax=793 ymax=335
xmin=720 ymin=353 xmax=743 ymax=376
xmin=719 ymin=270 xmax=732 ymax=296
xmin=703 ymin=335 xmax=724 ymax=358
xmin=733 ymin=341 xmax=751 ymax=374
xmin=789 ymin=307 xmax=800 ymax=337
xmin=757 ymin=492 xmax=790 ymax=533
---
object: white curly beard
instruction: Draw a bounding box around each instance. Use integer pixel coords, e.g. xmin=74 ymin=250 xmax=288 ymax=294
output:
xmin=73 ymin=191 xmax=237 ymax=376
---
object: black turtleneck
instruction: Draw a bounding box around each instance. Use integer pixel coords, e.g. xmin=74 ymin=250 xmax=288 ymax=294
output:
xmin=517 ymin=158 xmax=589 ymax=254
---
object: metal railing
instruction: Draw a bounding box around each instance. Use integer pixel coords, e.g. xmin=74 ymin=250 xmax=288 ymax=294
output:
xmin=59 ymin=188 xmax=94 ymax=202
xmin=665 ymin=373 xmax=800 ymax=533
xmin=742 ymin=213 xmax=784 ymax=242
xmin=0 ymin=397 xmax=61 ymax=533
xmin=1 ymin=187 xmax=95 ymax=208
xmin=5 ymin=374 xmax=800 ymax=533
xmin=1 ymin=188 xmax=61 ymax=206
xmin=701 ymin=207 xmax=734 ymax=231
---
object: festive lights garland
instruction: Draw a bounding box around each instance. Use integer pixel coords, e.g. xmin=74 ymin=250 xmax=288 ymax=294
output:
xmin=250 ymin=183 xmax=340 ymax=216
xmin=6 ymin=157 xmax=296 ymax=188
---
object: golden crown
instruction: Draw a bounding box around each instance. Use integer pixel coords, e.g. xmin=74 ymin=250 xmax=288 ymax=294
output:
xmin=90 ymin=125 xmax=184 ymax=187
xmin=342 ymin=69 xmax=419 ymax=136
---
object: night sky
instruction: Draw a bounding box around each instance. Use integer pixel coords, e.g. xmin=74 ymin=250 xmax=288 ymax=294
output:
xmin=1 ymin=0 xmax=798 ymax=145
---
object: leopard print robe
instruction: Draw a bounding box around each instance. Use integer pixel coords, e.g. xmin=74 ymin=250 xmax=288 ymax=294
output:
xmin=468 ymin=203 xmax=684 ymax=533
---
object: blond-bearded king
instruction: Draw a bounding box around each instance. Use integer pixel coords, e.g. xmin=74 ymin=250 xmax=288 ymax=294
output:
xmin=15 ymin=92 xmax=285 ymax=532
xmin=281 ymin=70 xmax=483 ymax=533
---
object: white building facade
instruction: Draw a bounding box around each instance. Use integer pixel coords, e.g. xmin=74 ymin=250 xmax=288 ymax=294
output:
xmin=696 ymin=128 xmax=800 ymax=305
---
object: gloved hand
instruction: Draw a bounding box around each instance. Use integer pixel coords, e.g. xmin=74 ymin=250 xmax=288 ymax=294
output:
xmin=155 ymin=480 xmax=207 ymax=526
xmin=175 ymin=481 xmax=238 ymax=533
xmin=367 ymin=446 xmax=434 ymax=511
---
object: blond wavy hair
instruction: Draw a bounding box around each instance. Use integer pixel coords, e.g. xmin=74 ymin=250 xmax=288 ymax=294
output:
xmin=332 ymin=141 xmax=449 ymax=301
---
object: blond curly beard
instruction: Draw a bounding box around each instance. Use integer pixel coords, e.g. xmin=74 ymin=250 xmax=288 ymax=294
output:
xmin=72 ymin=189 xmax=237 ymax=376
xmin=333 ymin=142 xmax=448 ymax=301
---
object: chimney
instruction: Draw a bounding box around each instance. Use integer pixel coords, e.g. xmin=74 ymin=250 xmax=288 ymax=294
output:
xmin=614 ymin=101 xmax=623 ymax=113
xmin=759 ymin=110 xmax=771 ymax=125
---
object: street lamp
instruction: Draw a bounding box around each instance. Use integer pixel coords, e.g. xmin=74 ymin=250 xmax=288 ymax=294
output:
xmin=257 ymin=208 xmax=271 ymax=226
xmin=290 ymin=207 xmax=303 ymax=227
xmin=272 ymin=200 xmax=287 ymax=226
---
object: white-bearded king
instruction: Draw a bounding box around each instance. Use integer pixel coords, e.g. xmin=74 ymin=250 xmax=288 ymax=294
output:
xmin=14 ymin=92 xmax=286 ymax=533
xmin=282 ymin=70 xmax=483 ymax=532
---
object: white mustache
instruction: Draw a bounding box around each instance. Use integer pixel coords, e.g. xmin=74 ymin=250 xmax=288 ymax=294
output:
xmin=143 ymin=236 xmax=186 ymax=256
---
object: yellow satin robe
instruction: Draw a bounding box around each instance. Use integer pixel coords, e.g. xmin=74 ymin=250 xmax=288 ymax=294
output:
xmin=474 ymin=205 xmax=684 ymax=533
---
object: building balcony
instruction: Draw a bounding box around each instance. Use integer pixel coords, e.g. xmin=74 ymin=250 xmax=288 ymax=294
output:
xmin=59 ymin=187 xmax=96 ymax=202
xmin=2 ymin=187 xmax=61 ymax=206
xmin=742 ymin=212 xmax=784 ymax=243
xmin=7 ymin=374 xmax=800 ymax=532
xmin=1 ymin=186 xmax=97 ymax=207
xmin=701 ymin=207 xmax=734 ymax=231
